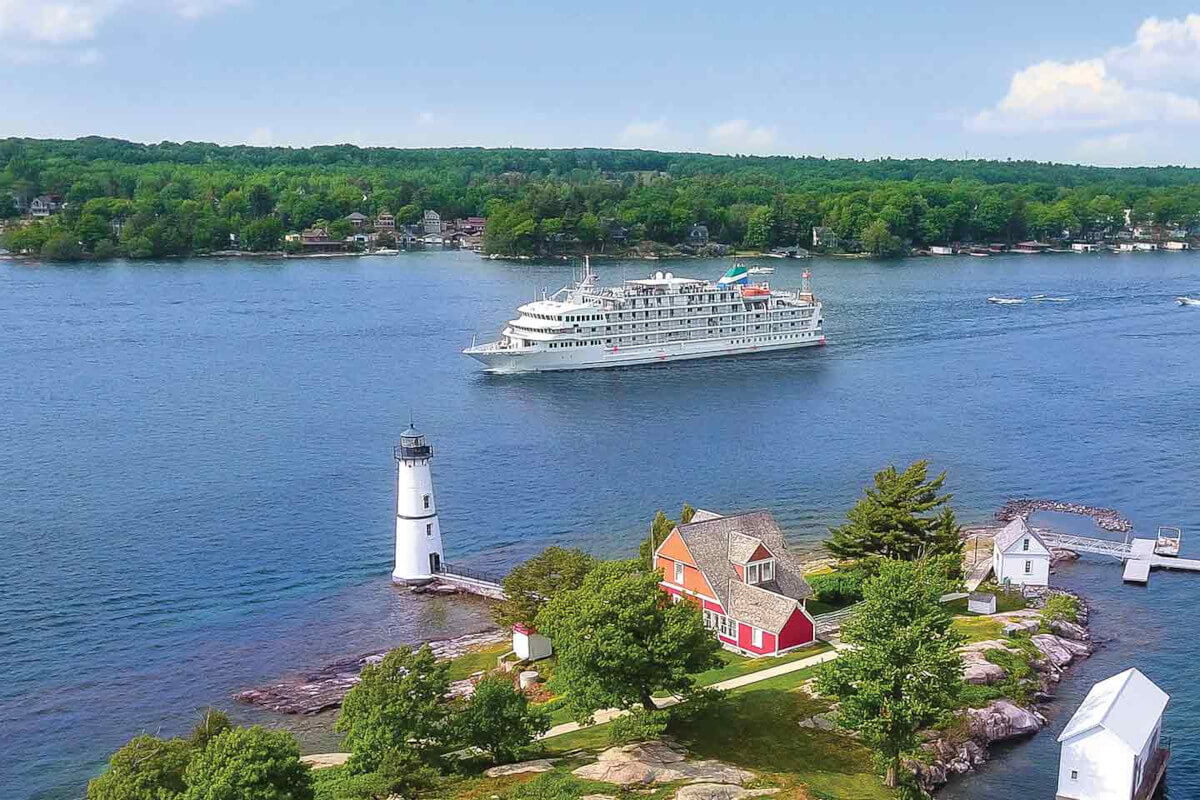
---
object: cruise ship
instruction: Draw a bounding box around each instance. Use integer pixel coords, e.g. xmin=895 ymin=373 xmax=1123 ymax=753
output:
xmin=462 ymin=261 xmax=824 ymax=372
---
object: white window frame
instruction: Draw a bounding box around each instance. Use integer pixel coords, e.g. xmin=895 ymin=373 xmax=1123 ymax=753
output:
xmin=1022 ymin=538 xmax=1029 ymax=551
xmin=673 ymin=561 xmax=684 ymax=584
xmin=746 ymin=563 xmax=759 ymax=584
xmin=751 ymin=627 xmax=764 ymax=648
xmin=1024 ymin=560 xmax=1032 ymax=574
xmin=745 ymin=558 xmax=775 ymax=585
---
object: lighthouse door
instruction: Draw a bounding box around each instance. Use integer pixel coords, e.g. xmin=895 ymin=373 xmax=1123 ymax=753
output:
xmin=429 ymin=552 xmax=441 ymax=574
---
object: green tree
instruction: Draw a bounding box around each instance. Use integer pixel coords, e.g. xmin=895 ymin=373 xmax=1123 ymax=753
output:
xmin=87 ymin=735 xmax=191 ymax=800
xmin=744 ymin=205 xmax=774 ymax=249
xmin=535 ymin=560 xmax=721 ymax=722
xmin=861 ymin=218 xmax=905 ymax=257
xmin=454 ymin=673 xmax=551 ymax=763
xmin=680 ymin=503 xmax=696 ymax=524
xmin=335 ymin=644 xmax=451 ymax=774
xmin=187 ymin=709 xmax=233 ymax=751
xmin=182 ymin=726 xmax=313 ymax=800
xmin=41 ymin=232 xmax=84 ymax=260
xmin=815 ymin=559 xmax=964 ymax=787
xmin=639 ymin=509 xmax=677 ymax=569
xmin=495 ymin=546 xmax=597 ymax=629
xmin=826 ymin=460 xmax=963 ymax=567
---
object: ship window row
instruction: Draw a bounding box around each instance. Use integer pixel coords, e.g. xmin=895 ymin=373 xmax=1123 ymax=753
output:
xmin=549 ymin=339 xmax=603 ymax=348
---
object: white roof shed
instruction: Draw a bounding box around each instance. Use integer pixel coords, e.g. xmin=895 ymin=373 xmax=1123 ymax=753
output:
xmin=1058 ymin=668 xmax=1168 ymax=751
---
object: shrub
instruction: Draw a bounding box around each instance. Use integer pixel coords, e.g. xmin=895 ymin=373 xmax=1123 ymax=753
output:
xmin=454 ymin=673 xmax=550 ymax=763
xmin=606 ymin=708 xmax=670 ymax=745
xmin=41 ymin=232 xmax=83 ymax=261
xmin=1041 ymin=594 xmax=1081 ymax=625
xmin=182 ymin=726 xmax=313 ymax=800
xmin=507 ymin=771 xmax=610 ymax=800
xmin=807 ymin=568 xmax=867 ymax=605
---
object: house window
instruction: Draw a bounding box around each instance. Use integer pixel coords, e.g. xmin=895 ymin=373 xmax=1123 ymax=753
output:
xmin=751 ymin=627 xmax=764 ymax=648
xmin=1022 ymin=538 xmax=1029 ymax=551
xmin=761 ymin=560 xmax=775 ymax=582
xmin=718 ymin=614 xmax=733 ymax=638
xmin=746 ymin=563 xmax=759 ymax=584
xmin=674 ymin=561 xmax=684 ymax=584
xmin=423 ymin=494 xmax=430 ymax=509
xmin=1024 ymin=560 xmax=1032 ymax=574
xmin=426 ymin=523 xmax=432 ymax=537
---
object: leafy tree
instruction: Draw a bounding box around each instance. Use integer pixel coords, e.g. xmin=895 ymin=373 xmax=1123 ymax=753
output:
xmin=187 ymin=709 xmax=233 ymax=751
xmin=182 ymin=726 xmax=313 ymax=800
xmin=454 ymin=673 xmax=550 ymax=763
xmin=861 ymin=219 xmax=905 ymax=257
xmin=335 ymin=644 xmax=451 ymax=773
xmin=87 ymin=735 xmax=191 ymax=800
xmin=41 ymin=232 xmax=84 ymax=260
xmin=0 ymin=192 xmax=16 ymax=218
xmin=815 ymin=559 xmax=964 ymax=787
xmin=495 ymin=546 xmax=596 ymax=629
xmin=680 ymin=503 xmax=696 ymax=524
xmin=826 ymin=460 xmax=963 ymax=567
xmin=535 ymin=560 xmax=721 ymax=722
xmin=744 ymin=205 xmax=774 ymax=249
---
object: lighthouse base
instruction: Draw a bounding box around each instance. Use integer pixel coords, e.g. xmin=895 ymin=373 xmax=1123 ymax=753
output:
xmin=392 ymin=573 xmax=436 ymax=586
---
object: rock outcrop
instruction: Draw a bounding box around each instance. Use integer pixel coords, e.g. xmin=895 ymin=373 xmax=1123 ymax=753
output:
xmin=484 ymin=758 xmax=555 ymax=777
xmin=234 ymin=628 xmax=508 ymax=714
xmin=571 ymin=741 xmax=755 ymax=788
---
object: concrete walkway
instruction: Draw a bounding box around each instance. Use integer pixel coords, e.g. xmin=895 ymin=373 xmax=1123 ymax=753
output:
xmin=539 ymin=643 xmax=845 ymax=740
xmin=301 ymin=643 xmax=847 ymax=768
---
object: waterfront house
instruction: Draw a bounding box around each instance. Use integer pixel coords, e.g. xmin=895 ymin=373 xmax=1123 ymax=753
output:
xmin=346 ymin=212 xmax=368 ymax=230
xmin=374 ymin=212 xmax=395 ymax=231
xmin=1072 ymin=243 xmax=1099 ymax=253
xmin=30 ymin=195 xmax=61 ymax=218
xmin=655 ymin=510 xmax=817 ymax=656
xmin=812 ymin=226 xmax=839 ymax=249
xmin=687 ymin=223 xmax=709 ymax=246
xmin=992 ymin=516 xmax=1050 ymax=587
xmin=1164 ymin=240 xmax=1190 ymax=251
xmin=930 ymin=245 xmax=954 ymax=255
xmin=1056 ymin=668 xmax=1169 ymax=800
xmin=300 ymin=227 xmax=345 ymax=253
xmin=423 ymin=210 xmax=443 ymax=235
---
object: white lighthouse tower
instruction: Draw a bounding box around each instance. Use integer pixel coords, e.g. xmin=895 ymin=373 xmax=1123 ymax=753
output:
xmin=392 ymin=425 xmax=445 ymax=585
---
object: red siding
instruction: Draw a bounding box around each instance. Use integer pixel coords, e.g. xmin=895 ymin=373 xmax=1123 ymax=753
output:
xmin=776 ymin=606 xmax=816 ymax=651
xmin=736 ymin=622 xmax=776 ymax=655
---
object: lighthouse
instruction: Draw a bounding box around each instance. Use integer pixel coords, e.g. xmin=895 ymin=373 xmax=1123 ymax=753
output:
xmin=392 ymin=425 xmax=444 ymax=585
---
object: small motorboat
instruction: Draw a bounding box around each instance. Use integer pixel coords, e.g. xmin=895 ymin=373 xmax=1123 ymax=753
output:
xmin=748 ymin=266 xmax=775 ymax=275
xmin=1030 ymin=295 xmax=1071 ymax=302
xmin=1176 ymin=296 xmax=1200 ymax=306
xmin=987 ymin=297 xmax=1025 ymax=305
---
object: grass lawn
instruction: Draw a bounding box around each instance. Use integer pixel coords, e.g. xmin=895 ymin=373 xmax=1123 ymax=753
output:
xmin=688 ymin=642 xmax=833 ymax=688
xmin=805 ymin=598 xmax=855 ymax=616
xmin=445 ymin=642 xmax=513 ymax=682
xmin=951 ymin=615 xmax=1006 ymax=644
xmin=944 ymin=590 xmax=1027 ymax=615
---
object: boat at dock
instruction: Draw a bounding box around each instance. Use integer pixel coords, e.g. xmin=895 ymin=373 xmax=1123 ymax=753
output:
xmin=462 ymin=259 xmax=824 ymax=372
xmin=748 ymin=266 xmax=775 ymax=274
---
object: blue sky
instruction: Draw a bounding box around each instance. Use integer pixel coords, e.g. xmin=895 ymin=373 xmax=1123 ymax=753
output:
xmin=4 ymin=1 xmax=1200 ymax=165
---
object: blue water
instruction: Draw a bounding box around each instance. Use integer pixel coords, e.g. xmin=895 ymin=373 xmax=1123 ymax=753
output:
xmin=3 ymin=250 xmax=1200 ymax=799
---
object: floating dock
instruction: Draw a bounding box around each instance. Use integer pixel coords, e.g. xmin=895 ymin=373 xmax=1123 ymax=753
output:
xmin=1041 ymin=531 xmax=1198 ymax=586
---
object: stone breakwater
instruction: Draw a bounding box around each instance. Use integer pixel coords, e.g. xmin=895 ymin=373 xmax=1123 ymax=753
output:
xmin=913 ymin=591 xmax=1092 ymax=793
xmin=996 ymin=499 xmax=1133 ymax=533
xmin=234 ymin=627 xmax=507 ymax=714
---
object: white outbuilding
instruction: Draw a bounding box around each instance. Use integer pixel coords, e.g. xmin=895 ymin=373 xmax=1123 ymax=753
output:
xmin=512 ymin=624 xmax=553 ymax=662
xmin=1056 ymin=668 xmax=1170 ymax=800
xmin=992 ymin=517 xmax=1051 ymax=587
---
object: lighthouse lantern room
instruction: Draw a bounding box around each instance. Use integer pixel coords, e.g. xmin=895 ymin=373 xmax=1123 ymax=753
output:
xmin=392 ymin=425 xmax=445 ymax=585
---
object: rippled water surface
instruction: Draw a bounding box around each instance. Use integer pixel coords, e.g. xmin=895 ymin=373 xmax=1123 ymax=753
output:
xmin=3 ymin=250 xmax=1200 ymax=799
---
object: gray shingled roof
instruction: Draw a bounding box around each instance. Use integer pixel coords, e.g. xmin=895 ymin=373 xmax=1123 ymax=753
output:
xmin=994 ymin=516 xmax=1050 ymax=553
xmin=689 ymin=509 xmax=723 ymax=523
xmin=728 ymin=532 xmax=765 ymax=564
xmin=674 ymin=510 xmax=813 ymax=618
xmin=727 ymin=580 xmax=798 ymax=632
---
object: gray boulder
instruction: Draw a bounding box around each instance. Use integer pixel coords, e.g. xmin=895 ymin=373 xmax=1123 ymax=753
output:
xmin=484 ymin=759 xmax=555 ymax=777
xmin=967 ymin=700 xmax=1045 ymax=742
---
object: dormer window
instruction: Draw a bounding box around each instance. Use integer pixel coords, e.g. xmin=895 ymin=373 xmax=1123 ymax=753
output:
xmin=745 ymin=559 xmax=775 ymax=585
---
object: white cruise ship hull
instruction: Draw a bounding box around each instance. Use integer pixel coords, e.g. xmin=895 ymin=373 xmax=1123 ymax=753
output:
xmin=464 ymin=333 xmax=826 ymax=373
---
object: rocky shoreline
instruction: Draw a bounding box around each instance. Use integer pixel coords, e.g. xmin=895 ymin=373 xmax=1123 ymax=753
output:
xmin=996 ymin=498 xmax=1132 ymax=533
xmin=912 ymin=589 xmax=1092 ymax=792
xmin=234 ymin=627 xmax=507 ymax=715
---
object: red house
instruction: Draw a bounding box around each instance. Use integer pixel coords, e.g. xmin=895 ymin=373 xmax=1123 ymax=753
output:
xmin=654 ymin=509 xmax=817 ymax=656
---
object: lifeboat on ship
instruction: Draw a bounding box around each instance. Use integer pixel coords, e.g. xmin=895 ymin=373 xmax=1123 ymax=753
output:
xmin=741 ymin=284 xmax=771 ymax=300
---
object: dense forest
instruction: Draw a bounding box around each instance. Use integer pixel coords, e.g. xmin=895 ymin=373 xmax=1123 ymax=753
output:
xmin=4 ymin=136 xmax=1200 ymax=260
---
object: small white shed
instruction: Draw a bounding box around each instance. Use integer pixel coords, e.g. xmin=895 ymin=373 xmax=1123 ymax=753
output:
xmin=1056 ymin=668 xmax=1169 ymax=800
xmin=992 ymin=517 xmax=1051 ymax=587
xmin=968 ymin=592 xmax=997 ymax=615
xmin=512 ymin=624 xmax=552 ymax=662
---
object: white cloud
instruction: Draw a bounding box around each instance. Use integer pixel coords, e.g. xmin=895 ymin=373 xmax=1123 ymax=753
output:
xmin=707 ymin=118 xmax=777 ymax=153
xmin=968 ymin=57 xmax=1200 ymax=132
xmin=0 ymin=0 xmax=112 ymax=43
xmin=1108 ymin=14 xmax=1200 ymax=83
xmin=618 ymin=118 xmax=669 ymax=147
